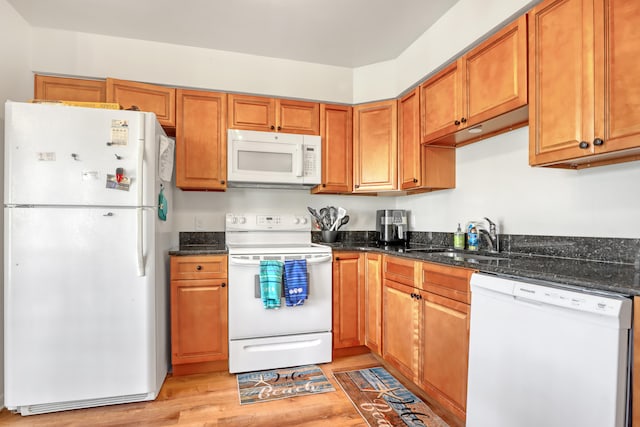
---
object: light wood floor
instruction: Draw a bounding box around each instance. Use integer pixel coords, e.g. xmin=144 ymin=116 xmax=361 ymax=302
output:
xmin=0 ymin=353 xmax=464 ymax=426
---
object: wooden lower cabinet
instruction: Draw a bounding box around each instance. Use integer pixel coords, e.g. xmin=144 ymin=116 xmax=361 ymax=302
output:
xmin=382 ymin=279 xmax=420 ymax=380
xmin=332 ymin=252 xmax=366 ymax=355
xmin=364 ymin=253 xmax=383 ymax=355
xmin=382 ymin=257 xmax=473 ymax=421
xmin=419 ymin=290 xmax=470 ymax=419
xmin=170 ymin=255 xmax=228 ymax=375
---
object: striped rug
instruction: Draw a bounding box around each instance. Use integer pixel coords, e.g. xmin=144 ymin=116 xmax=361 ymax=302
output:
xmin=333 ymin=366 xmax=450 ymax=427
xmin=236 ymin=365 xmax=335 ymax=405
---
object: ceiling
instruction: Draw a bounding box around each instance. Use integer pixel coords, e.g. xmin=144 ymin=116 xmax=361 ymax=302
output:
xmin=8 ymin=0 xmax=460 ymax=68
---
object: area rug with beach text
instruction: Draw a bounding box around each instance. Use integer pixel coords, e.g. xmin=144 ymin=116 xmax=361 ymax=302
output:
xmin=333 ymin=366 xmax=450 ymax=427
xmin=236 ymin=364 xmax=335 ymax=405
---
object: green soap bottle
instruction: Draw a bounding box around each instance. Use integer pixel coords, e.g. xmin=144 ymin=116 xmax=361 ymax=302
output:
xmin=453 ymin=223 xmax=465 ymax=250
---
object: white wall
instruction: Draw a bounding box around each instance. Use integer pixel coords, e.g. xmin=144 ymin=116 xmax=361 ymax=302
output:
xmin=0 ymin=0 xmax=33 ymax=408
xmin=353 ymin=0 xmax=540 ymax=102
xmin=30 ymin=28 xmax=354 ymax=104
xmin=399 ymin=127 xmax=640 ymax=239
xmin=12 ymin=0 xmax=639 ymax=240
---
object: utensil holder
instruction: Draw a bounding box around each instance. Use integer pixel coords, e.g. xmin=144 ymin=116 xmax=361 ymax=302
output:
xmin=321 ymin=230 xmax=339 ymax=243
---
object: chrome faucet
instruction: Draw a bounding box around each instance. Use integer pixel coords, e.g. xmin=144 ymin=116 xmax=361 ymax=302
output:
xmin=477 ymin=217 xmax=500 ymax=253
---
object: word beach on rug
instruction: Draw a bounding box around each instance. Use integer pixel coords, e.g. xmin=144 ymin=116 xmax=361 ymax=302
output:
xmin=333 ymin=367 xmax=450 ymax=427
xmin=237 ymin=365 xmax=335 ymax=405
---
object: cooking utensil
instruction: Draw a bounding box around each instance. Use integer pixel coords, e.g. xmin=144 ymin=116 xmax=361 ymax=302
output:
xmin=329 ymin=206 xmax=337 ymax=228
xmin=319 ymin=207 xmax=331 ymax=230
xmin=307 ymin=206 xmax=323 ymax=228
xmin=337 ymin=215 xmax=349 ymax=230
xmin=330 ymin=207 xmax=347 ymax=231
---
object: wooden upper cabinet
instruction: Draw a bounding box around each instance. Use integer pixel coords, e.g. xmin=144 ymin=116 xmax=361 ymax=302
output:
xmin=227 ymin=94 xmax=275 ymax=132
xmin=420 ymin=62 xmax=464 ymax=143
xmin=399 ymin=88 xmax=422 ymax=190
xmin=312 ymin=104 xmax=353 ymax=194
xmin=353 ymin=99 xmax=398 ymax=193
xmin=530 ymin=0 xmax=640 ymax=168
xmin=399 ymin=88 xmax=456 ymax=193
xmin=421 ymin=14 xmax=528 ymax=146
xmin=277 ymin=99 xmax=320 ymax=134
xmin=228 ymin=94 xmax=320 ymax=135
xmin=106 ymin=78 xmax=176 ymax=128
xmin=34 ymin=75 xmax=106 ymax=102
xmin=176 ymin=89 xmax=227 ymax=191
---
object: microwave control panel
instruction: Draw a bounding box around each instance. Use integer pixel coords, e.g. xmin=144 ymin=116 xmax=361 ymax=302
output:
xmin=303 ymin=146 xmax=317 ymax=176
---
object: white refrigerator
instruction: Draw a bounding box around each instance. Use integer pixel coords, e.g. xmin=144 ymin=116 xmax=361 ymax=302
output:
xmin=3 ymin=101 xmax=175 ymax=415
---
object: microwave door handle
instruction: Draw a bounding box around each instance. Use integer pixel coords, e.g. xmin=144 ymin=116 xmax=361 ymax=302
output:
xmin=295 ymin=145 xmax=303 ymax=177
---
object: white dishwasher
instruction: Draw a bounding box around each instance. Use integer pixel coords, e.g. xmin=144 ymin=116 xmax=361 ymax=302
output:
xmin=466 ymin=273 xmax=632 ymax=427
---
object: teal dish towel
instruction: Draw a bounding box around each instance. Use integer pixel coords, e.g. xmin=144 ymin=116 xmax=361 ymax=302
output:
xmin=284 ymin=259 xmax=308 ymax=306
xmin=259 ymin=260 xmax=283 ymax=309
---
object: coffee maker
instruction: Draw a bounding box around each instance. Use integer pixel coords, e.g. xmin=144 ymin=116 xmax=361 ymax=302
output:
xmin=376 ymin=209 xmax=408 ymax=246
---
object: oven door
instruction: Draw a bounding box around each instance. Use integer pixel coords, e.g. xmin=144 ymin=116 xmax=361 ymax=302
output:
xmin=227 ymin=253 xmax=332 ymax=339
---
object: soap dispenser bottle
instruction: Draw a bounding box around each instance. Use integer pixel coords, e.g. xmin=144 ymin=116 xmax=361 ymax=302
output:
xmin=453 ymin=223 xmax=465 ymax=250
xmin=467 ymin=223 xmax=479 ymax=251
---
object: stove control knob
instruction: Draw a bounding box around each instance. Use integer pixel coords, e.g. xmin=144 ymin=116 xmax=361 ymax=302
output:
xmin=293 ymin=217 xmax=301 ymax=224
xmin=238 ymin=216 xmax=247 ymax=224
xmin=228 ymin=216 xmax=237 ymax=224
xmin=300 ymin=217 xmax=308 ymax=224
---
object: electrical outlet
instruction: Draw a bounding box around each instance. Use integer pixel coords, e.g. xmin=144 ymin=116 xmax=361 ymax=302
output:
xmin=194 ymin=216 xmax=204 ymax=231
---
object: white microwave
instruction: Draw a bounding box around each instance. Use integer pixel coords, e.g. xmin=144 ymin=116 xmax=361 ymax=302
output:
xmin=227 ymin=129 xmax=322 ymax=188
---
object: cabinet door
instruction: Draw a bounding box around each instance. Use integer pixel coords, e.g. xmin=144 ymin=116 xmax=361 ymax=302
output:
xmin=528 ymin=0 xmax=595 ymax=165
xmin=465 ymin=14 xmax=528 ymax=127
xmin=353 ymin=99 xmax=398 ymax=192
xmin=313 ymin=104 xmax=353 ymax=194
xmin=594 ymin=0 xmax=640 ymax=155
xmin=34 ymin=75 xmax=106 ymax=102
xmin=364 ymin=253 xmax=382 ymax=355
xmin=399 ymin=88 xmax=422 ymax=190
xmin=176 ymin=89 xmax=227 ymax=190
xmin=420 ymin=291 xmax=470 ymax=416
xmin=332 ymin=252 xmax=364 ymax=349
xmin=106 ymin=78 xmax=176 ymax=128
xmin=171 ymin=278 xmax=228 ymax=365
xmin=277 ymin=99 xmax=320 ymax=135
xmin=420 ymin=62 xmax=464 ymax=143
xmin=382 ymin=279 xmax=419 ymax=381
xmin=227 ymin=94 xmax=276 ymax=131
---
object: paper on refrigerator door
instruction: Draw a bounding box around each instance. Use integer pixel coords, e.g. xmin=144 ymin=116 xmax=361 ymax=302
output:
xmin=158 ymin=135 xmax=175 ymax=182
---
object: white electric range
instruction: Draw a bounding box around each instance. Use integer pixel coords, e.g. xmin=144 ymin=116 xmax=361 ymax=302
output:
xmin=225 ymin=212 xmax=333 ymax=373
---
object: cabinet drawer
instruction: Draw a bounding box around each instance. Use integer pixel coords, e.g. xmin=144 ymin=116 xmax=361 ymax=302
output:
xmin=383 ymin=255 xmax=419 ymax=286
xmin=170 ymin=255 xmax=227 ymax=280
xmin=420 ymin=261 xmax=474 ymax=304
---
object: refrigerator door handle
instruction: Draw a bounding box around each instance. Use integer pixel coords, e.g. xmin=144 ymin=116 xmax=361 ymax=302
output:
xmin=137 ymin=207 xmax=145 ymax=277
xmin=137 ymin=137 xmax=144 ymax=207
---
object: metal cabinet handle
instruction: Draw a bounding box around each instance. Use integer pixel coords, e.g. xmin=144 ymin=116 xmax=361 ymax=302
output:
xmin=579 ymin=141 xmax=590 ymax=149
xmin=270 ymin=125 xmax=275 ymax=130
xmin=196 ymin=265 xmax=202 ymax=271
xmin=593 ymin=138 xmax=604 ymax=146
xmin=461 ymin=117 xmax=467 ymax=123
xmin=221 ymin=282 xmax=226 ymax=288
xmin=454 ymin=120 xmax=461 ymax=126
xmin=277 ymin=126 xmax=282 ymax=131
xmin=413 ymin=178 xmax=418 ymax=183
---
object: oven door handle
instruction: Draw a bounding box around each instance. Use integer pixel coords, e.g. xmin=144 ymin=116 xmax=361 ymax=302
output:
xmin=229 ymin=254 xmax=332 ymax=266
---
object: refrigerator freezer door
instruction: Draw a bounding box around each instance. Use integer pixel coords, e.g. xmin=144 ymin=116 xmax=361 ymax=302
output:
xmin=4 ymin=206 xmax=163 ymax=409
xmin=4 ymin=101 xmax=158 ymax=207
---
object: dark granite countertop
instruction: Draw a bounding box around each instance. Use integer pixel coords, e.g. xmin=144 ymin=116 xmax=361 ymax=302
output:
xmin=168 ymin=231 xmax=640 ymax=297
xmin=325 ymin=242 xmax=640 ymax=297
xmin=168 ymin=243 xmax=227 ymax=256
